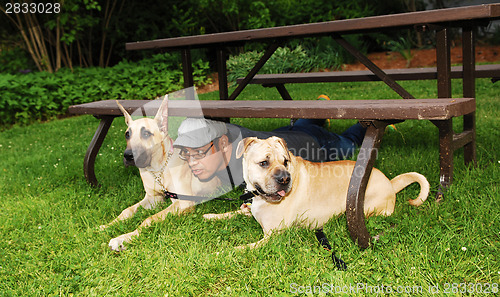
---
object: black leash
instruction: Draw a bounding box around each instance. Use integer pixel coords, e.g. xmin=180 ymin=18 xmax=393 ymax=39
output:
xmin=315 ymin=229 xmax=347 ymax=271
xmin=164 ymin=191 xmax=239 ymax=203
xmin=166 ymin=189 xmax=347 ymax=270
xmin=239 ymin=190 xmax=347 ymax=270
xmin=164 ymin=190 xmax=212 ymax=203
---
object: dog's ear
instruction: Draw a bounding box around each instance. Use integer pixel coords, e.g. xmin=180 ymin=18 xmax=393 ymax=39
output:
xmin=271 ymin=136 xmax=289 ymax=152
xmin=116 ymin=100 xmax=133 ymax=126
xmin=272 ymin=136 xmax=291 ymax=160
xmin=154 ymin=95 xmax=169 ymax=134
xmin=236 ymin=137 xmax=258 ymax=159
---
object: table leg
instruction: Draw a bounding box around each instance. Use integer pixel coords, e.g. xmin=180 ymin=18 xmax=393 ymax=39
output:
xmin=434 ymin=119 xmax=453 ymax=200
xmin=261 ymin=83 xmax=293 ymax=100
xmin=272 ymin=84 xmax=294 ymax=124
xmin=463 ymin=112 xmax=476 ymax=167
xmin=346 ymin=120 xmax=388 ymax=249
xmin=181 ymin=49 xmax=194 ymax=89
xmin=462 ymin=26 xmax=476 ymax=98
xmin=216 ymin=48 xmax=229 ymax=101
xmin=436 ymin=27 xmax=452 ymax=99
xmin=84 ymin=116 xmax=116 ymax=187
xmin=214 ymin=48 xmax=231 ymax=122
xmin=271 ymin=84 xmax=293 ymax=100
xmin=435 ymin=27 xmax=453 ymax=199
xmin=462 ymin=26 xmax=477 ymax=166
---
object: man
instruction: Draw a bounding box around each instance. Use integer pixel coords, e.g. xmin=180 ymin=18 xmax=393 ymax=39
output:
xmin=173 ymin=118 xmax=366 ymax=190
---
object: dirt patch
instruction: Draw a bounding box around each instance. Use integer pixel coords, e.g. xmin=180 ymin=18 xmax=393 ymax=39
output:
xmin=197 ymin=45 xmax=500 ymax=94
xmin=198 ymin=73 xmax=220 ymax=94
xmin=342 ymin=45 xmax=500 ymax=71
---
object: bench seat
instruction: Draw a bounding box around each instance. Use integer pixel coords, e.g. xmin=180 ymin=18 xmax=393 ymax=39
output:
xmin=237 ymin=64 xmax=500 ymax=85
xmin=69 ymin=98 xmax=475 ymax=121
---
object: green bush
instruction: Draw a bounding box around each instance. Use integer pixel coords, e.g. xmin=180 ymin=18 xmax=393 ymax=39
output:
xmin=305 ymin=35 xmax=365 ymax=69
xmin=0 ymin=53 xmax=211 ymax=127
xmin=488 ymin=24 xmax=500 ymax=45
xmin=227 ymin=46 xmax=310 ymax=82
xmin=227 ymin=38 xmax=366 ymax=82
xmin=0 ymin=48 xmax=36 ymax=74
xmin=3 ymin=0 xmax=401 ymax=71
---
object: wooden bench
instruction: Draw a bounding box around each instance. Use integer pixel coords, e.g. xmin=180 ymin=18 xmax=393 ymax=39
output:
xmin=238 ymin=64 xmax=500 ymax=84
xmin=237 ymin=64 xmax=500 ymax=100
xmin=69 ymin=97 xmax=475 ymax=249
xmin=69 ymin=98 xmax=475 ymax=120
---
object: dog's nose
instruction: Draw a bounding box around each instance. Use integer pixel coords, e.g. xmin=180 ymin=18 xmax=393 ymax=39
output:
xmin=124 ymin=150 xmax=134 ymax=161
xmin=274 ymin=169 xmax=290 ymax=185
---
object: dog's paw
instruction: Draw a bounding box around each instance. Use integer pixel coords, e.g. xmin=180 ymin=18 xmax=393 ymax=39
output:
xmin=203 ymin=213 xmax=223 ymax=220
xmin=203 ymin=209 xmax=246 ymax=220
xmin=108 ymin=237 xmax=127 ymax=252
xmin=98 ymin=224 xmax=108 ymax=231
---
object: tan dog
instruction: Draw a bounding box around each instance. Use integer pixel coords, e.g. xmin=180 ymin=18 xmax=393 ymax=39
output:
xmin=100 ymin=98 xmax=220 ymax=251
xmin=207 ymin=136 xmax=429 ymax=249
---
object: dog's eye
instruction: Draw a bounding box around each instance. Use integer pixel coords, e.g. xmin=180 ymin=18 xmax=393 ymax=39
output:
xmin=259 ymin=160 xmax=269 ymax=168
xmin=283 ymin=159 xmax=289 ymax=167
xmin=142 ymin=130 xmax=153 ymax=138
xmin=125 ymin=130 xmax=131 ymax=139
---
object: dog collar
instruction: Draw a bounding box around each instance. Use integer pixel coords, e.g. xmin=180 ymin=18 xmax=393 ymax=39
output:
xmin=164 ymin=190 xmax=211 ymax=203
xmin=148 ymin=142 xmax=175 ymax=193
xmin=239 ymin=190 xmax=260 ymax=205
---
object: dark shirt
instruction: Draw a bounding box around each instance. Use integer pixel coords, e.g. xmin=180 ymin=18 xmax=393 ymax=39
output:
xmin=215 ymin=123 xmax=327 ymax=189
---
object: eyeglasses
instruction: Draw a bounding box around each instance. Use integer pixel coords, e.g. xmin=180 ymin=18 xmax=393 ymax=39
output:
xmin=179 ymin=142 xmax=214 ymax=161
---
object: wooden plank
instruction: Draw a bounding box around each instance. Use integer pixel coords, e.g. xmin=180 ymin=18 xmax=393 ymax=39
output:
xmin=69 ymin=98 xmax=475 ymax=121
xmin=473 ymin=63 xmax=500 ymax=78
xmin=68 ymin=100 xmax=151 ymax=116
xmin=238 ymin=64 xmax=500 ymax=84
xmin=126 ymin=4 xmax=500 ymax=50
xmin=452 ymin=130 xmax=475 ymax=151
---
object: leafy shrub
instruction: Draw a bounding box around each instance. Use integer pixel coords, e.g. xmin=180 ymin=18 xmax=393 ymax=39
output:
xmin=0 ymin=48 xmax=37 ymax=74
xmin=488 ymin=24 xmax=500 ymax=45
xmin=227 ymin=46 xmax=312 ymax=82
xmin=305 ymin=35 xmax=364 ymax=69
xmin=0 ymin=53 xmax=211 ymax=127
xmin=227 ymin=37 xmax=366 ymax=82
xmin=385 ymin=37 xmax=414 ymax=67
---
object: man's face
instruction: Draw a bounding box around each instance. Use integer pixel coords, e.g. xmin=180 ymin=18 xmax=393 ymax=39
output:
xmin=179 ymin=140 xmax=225 ymax=181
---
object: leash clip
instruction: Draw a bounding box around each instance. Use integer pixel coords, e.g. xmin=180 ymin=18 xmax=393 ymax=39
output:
xmin=239 ymin=190 xmax=259 ymax=205
xmin=315 ymin=229 xmax=347 ymax=271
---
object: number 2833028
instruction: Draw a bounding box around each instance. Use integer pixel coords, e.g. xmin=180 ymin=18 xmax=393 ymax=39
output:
xmin=5 ymin=3 xmax=61 ymax=14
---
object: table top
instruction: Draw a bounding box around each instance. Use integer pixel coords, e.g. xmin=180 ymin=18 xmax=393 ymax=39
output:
xmin=126 ymin=4 xmax=500 ymax=51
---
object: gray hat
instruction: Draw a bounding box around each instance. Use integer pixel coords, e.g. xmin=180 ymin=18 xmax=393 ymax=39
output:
xmin=174 ymin=118 xmax=228 ymax=148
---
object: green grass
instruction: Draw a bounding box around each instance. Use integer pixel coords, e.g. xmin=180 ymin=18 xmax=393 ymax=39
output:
xmin=0 ymin=79 xmax=499 ymax=296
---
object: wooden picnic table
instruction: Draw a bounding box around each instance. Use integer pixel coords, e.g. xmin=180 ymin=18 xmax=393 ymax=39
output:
xmin=70 ymin=4 xmax=500 ymax=249
xmin=126 ymin=4 xmax=500 ymax=101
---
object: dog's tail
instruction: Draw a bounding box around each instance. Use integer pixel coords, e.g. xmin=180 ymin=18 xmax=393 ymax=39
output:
xmin=390 ymin=172 xmax=429 ymax=206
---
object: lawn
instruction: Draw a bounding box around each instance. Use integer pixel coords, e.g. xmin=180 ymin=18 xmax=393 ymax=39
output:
xmin=0 ymin=79 xmax=499 ymax=296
